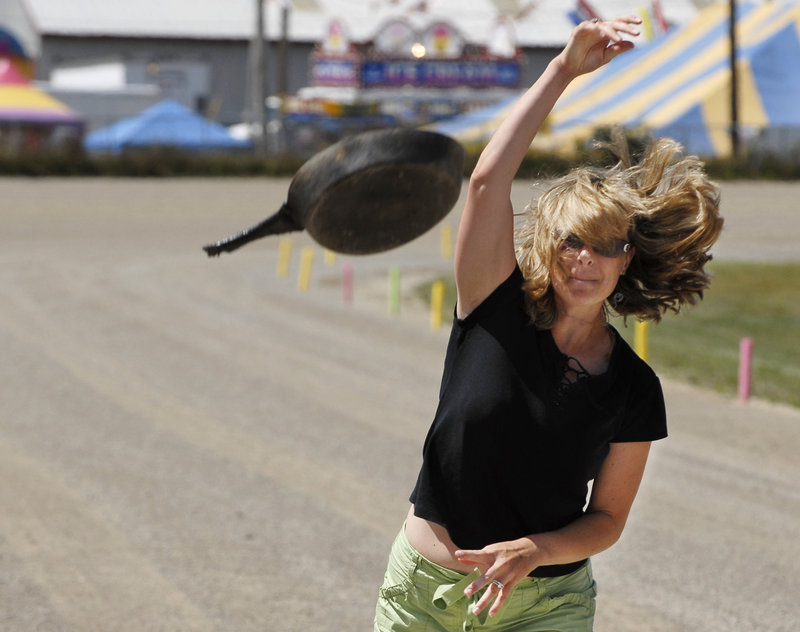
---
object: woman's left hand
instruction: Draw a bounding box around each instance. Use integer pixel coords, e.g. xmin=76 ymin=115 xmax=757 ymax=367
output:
xmin=454 ymin=538 xmax=543 ymax=617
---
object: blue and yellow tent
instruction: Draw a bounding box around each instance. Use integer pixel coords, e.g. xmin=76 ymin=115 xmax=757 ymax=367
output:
xmin=434 ymin=1 xmax=800 ymax=157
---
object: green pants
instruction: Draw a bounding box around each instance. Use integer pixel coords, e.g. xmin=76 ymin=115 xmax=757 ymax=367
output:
xmin=374 ymin=526 xmax=597 ymax=632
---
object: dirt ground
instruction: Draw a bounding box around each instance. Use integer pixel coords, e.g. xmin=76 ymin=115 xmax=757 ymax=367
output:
xmin=1 ymin=177 xmax=798 ymax=632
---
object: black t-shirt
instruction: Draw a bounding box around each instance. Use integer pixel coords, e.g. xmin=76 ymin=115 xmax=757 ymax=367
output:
xmin=410 ymin=266 xmax=667 ymax=576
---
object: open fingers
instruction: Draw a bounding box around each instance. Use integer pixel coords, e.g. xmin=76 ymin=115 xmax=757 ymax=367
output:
xmin=461 ymin=562 xmax=513 ymax=618
xmin=601 ymin=38 xmax=635 ymax=64
xmin=469 ymin=576 xmax=508 ymax=618
xmin=462 ymin=569 xmax=490 ymax=597
xmin=562 ymin=14 xmax=640 ymax=76
xmin=590 ymin=15 xmax=642 ymax=41
xmin=462 ymin=564 xmax=503 ymax=599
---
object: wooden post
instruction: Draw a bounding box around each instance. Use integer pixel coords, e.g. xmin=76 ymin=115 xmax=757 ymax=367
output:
xmin=634 ymin=321 xmax=649 ymax=362
xmin=342 ymin=263 xmax=353 ymax=304
xmin=430 ymin=281 xmax=445 ymax=330
xmin=388 ymin=267 xmax=401 ymax=315
xmin=738 ymin=337 xmax=753 ymax=402
xmin=297 ymin=246 xmax=314 ymax=291
xmin=440 ymin=223 xmax=453 ymax=259
xmin=276 ymin=238 xmax=291 ymax=278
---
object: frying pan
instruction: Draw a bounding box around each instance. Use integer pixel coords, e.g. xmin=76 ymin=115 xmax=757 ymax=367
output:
xmin=203 ymin=128 xmax=465 ymax=256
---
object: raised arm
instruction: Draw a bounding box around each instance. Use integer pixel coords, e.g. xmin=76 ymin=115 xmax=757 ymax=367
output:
xmin=454 ymin=17 xmax=641 ymax=318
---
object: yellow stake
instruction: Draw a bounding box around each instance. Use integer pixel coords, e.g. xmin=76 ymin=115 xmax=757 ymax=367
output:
xmin=388 ymin=266 xmax=401 ymax=315
xmin=277 ymin=238 xmax=292 ymax=278
xmin=634 ymin=320 xmax=649 ymax=362
xmin=440 ymin=224 xmax=453 ymax=260
xmin=324 ymin=249 xmax=336 ymax=266
xmin=430 ymin=280 xmax=445 ymax=330
xmin=297 ymin=246 xmax=314 ymax=291
xmin=638 ymin=6 xmax=654 ymax=41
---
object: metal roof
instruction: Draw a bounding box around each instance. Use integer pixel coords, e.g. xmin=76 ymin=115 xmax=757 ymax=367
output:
xmin=22 ymin=0 xmax=700 ymax=47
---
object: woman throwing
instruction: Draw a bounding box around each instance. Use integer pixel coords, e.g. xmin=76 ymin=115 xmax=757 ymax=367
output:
xmin=375 ymin=15 xmax=723 ymax=632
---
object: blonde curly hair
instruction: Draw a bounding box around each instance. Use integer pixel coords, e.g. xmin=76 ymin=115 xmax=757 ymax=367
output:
xmin=516 ymin=134 xmax=724 ymax=327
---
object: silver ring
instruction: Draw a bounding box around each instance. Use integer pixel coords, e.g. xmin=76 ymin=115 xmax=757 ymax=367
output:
xmin=591 ymin=18 xmax=599 ymax=23
xmin=492 ymin=579 xmax=505 ymax=590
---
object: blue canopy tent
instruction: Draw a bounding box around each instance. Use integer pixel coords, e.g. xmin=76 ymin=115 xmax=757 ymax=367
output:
xmin=84 ymin=99 xmax=252 ymax=152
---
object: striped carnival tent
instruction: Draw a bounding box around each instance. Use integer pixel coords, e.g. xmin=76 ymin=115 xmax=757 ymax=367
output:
xmin=0 ymin=26 xmax=29 ymax=61
xmin=0 ymin=45 xmax=84 ymax=151
xmin=0 ymin=57 xmax=83 ymax=127
xmin=433 ymin=1 xmax=800 ymax=157
xmin=430 ymin=91 xmax=520 ymax=148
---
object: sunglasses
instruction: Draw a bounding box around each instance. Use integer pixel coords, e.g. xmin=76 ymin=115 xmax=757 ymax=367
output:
xmin=559 ymin=233 xmax=631 ymax=258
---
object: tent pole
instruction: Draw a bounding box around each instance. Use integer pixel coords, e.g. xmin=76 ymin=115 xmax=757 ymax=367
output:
xmin=729 ymin=0 xmax=739 ymax=158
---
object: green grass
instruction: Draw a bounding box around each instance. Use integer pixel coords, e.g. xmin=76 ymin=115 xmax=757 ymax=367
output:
xmin=418 ymin=262 xmax=800 ymax=408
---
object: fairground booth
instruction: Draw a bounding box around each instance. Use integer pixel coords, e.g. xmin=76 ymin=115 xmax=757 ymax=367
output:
xmin=284 ymin=15 xmax=523 ymax=146
xmin=0 ymin=26 xmax=84 ymax=153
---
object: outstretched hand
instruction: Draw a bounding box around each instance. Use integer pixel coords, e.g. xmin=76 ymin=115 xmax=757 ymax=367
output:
xmin=557 ymin=16 xmax=641 ymax=78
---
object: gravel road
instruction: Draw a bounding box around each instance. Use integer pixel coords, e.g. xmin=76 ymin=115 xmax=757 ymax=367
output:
xmin=1 ymin=177 xmax=798 ymax=631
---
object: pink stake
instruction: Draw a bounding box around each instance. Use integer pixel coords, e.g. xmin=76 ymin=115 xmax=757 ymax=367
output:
xmin=342 ymin=263 xmax=353 ymax=304
xmin=738 ymin=337 xmax=753 ymax=402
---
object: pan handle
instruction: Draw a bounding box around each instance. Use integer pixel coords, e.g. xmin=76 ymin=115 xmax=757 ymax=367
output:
xmin=203 ymin=203 xmax=303 ymax=257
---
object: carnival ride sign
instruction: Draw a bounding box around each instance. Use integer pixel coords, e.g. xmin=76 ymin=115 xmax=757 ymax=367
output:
xmin=361 ymin=59 xmax=520 ymax=88
xmin=312 ymin=18 xmax=521 ymax=89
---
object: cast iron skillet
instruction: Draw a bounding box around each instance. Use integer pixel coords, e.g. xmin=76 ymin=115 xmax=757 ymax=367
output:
xmin=203 ymin=128 xmax=465 ymax=256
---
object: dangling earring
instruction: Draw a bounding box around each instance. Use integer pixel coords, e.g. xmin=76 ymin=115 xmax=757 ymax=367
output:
xmin=612 ymin=292 xmax=625 ymax=306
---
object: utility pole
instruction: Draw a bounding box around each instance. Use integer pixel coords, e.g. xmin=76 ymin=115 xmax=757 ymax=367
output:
xmin=729 ymin=0 xmax=739 ymax=158
xmin=253 ymin=0 xmax=267 ymax=156
xmin=278 ymin=0 xmax=290 ymax=97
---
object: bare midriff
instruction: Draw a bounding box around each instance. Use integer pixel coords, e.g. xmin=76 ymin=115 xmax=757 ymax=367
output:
xmin=404 ymin=505 xmax=475 ymax=573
